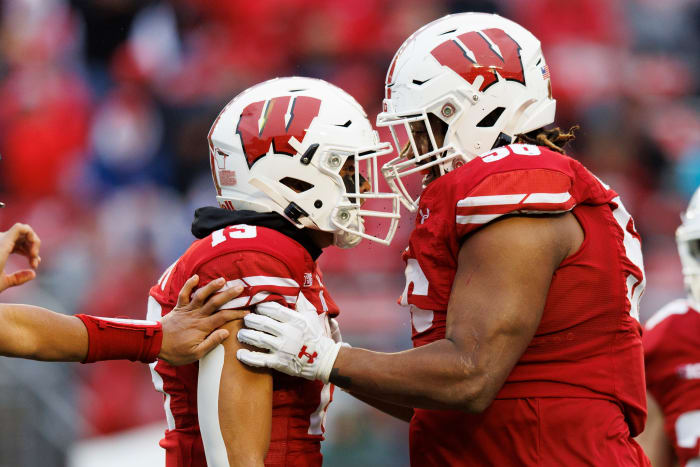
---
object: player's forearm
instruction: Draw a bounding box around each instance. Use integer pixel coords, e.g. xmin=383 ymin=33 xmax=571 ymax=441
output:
xmin=346 ymin=390 xmax=414 ymax=422
xmin=330 ymin=339 xmax=494 ymax=412
xmin=0 ymin=304 xmax=87 ymax=361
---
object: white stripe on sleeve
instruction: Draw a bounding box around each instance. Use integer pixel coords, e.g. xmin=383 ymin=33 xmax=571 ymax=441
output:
xmin=522 ymin=192 xmax=572 ymax=204
xmin=198 ymin=344 xmax=230 ymax=467
xmin=455 ymin=213 xmax=502 ymax=225
xmin=146 ymin=297 xmax=175 ymax=431
xmin=242 ymin=276 xmax=299 ymax=288
xmin=457 ymin=194 xmax=526 ymax=207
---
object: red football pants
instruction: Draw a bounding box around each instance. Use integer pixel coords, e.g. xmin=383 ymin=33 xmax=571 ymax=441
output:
xmin=410 ymin=398 xmax=650 ymax=466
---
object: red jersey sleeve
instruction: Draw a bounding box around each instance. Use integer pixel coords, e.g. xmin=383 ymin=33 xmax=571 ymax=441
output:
xmin=150 ymin=225 xmax=314 ymax=314
xmin=450 ymin=145 xmax=578 ymax=239
xmin=195 ymin=250 xmax=300 ymax=310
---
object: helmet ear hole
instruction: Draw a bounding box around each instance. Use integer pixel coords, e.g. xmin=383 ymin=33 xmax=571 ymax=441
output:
xmin=280 ymin=177 xmax=314 ymax=193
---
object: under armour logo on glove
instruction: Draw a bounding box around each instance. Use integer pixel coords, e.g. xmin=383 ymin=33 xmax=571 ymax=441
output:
xmin=298 ymin=345 xmax=318 ymax=363
xmin=236 ymin=301 xmax=342 ymax=383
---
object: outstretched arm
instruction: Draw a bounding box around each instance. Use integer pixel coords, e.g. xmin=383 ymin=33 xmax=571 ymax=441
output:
xmin=0 ymin=276 xmax=245 ymax=364
xmin=0 ymin=304 xmax=87 ymax=361
xmin=239 ymin=213 xmax=581 ymax=411
xmin=0 ymin=222 xmax=246 ymax=364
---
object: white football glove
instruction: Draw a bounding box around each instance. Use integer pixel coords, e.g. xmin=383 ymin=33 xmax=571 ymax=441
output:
xmin=236 ymin=301 xmax=341 ymax=383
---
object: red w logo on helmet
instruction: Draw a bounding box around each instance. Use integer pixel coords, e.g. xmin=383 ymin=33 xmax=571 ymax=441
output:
xmin=236 ymin=96 xmax=322 ymax=168
xmin=431 ymin=28 xmax=525 ymax=92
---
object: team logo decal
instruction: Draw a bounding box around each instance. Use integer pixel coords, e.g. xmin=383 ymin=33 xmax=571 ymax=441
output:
xmin=303 ymin=273 xmax=313 ymax=287
xmin=236 ymin=95 xmax=322 ymax=168
xmin=431 ymin=28 xmax=525 ymax=92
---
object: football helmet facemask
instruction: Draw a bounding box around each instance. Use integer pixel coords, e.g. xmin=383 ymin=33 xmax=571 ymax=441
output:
xmin=377 ymin=12 xmax=556 ymax=210
xmin=209 ymin=77 xmax=400 ymax=248
xmin=677 ymin=186 xmax=700 ymax=305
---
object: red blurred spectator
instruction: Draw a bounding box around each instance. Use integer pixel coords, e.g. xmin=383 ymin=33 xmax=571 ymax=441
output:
xmin=0 ymin=67 xmax=91 ymax=199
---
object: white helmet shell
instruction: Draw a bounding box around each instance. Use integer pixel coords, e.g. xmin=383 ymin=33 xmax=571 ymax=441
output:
xmin=209 ymin=77 xmax=400 ymax=248
xmin=377 ymin=12 xmax=556 ymax=210
xmin=677 ymin=186 xmax=700 ymax=304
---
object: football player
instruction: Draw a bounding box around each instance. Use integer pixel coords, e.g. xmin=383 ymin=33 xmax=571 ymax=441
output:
xmin=0 ymin=222 xmax=246 ymax=366
xmin=237 ymin=13 xmax=650 ymax=466
xmin=147 ymin=77 xmax=400 ymax=466
xmin=638 ymin=186 xmax=700 ymax=467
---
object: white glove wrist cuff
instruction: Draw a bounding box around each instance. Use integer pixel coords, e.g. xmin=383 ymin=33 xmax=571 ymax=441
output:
xmin=318 ymin=341 xmax=343 ymax=384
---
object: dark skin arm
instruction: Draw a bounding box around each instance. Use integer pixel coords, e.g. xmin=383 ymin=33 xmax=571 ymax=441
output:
xmin=330 ymin=213 xmax=582 ymax=412
xmin=346 ymin=390 xmax=414 ymax=422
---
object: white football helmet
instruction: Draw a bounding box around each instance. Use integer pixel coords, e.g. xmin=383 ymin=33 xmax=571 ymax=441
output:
xmin=377 ymin=12 xmax=556 ymax=210
xmin=209 ymin=77 xmax=400 ymax=248
xmin=677 ymin=186 xmax=700 ymax=305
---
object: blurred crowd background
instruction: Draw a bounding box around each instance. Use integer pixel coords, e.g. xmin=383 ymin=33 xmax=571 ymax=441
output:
xmin=0 ymin=0 xmax=698 ymax=465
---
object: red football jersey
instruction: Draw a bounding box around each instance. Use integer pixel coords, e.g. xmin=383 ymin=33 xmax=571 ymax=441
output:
xmin=644 ymin=299 xmax=700 ymax=466
xmin=401 ymin=144 xmax=648 ymax=465
xmin=147 ymin=224 xmax=338 ymax=467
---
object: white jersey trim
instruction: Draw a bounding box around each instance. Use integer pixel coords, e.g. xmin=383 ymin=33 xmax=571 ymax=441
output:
xmin=456 ymin=192 xmax=571 ymax=208
xmin=645 ymin=298 xmax=693 ymax=330
xmin=523 ymin=192 xmax=572 ymax=204
xmin=198 ymin=344 xmax=230 ymax=467
xmin=456 ymin=213 xmax=501 ymax=225
xmin=241 ymin=276 xmax=299 ymax=288
xmin=457 ymin=194 xmax=526 ymax=207
xmin=218 ymin=292 xmax=297 ymax=310
xmin=146 ymin=297 xmax=176 ymax=431
xmin=676 ymin=410 xmax=700 ymax=449
xmin=220 ymin=276 xmax=299 ymax=291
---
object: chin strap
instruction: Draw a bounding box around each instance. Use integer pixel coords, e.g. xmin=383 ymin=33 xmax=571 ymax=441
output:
xmin=283 ymin=202 xmax=310 ymax=224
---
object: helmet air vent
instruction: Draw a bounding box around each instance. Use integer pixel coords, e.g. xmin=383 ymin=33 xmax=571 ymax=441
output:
xmin=412 ymin=78 xmax=432 ymax=86
xmin=280 ymin=177 xmax=314 ymax=193
xmin=477 ymin=107 xmax=506 ymax=127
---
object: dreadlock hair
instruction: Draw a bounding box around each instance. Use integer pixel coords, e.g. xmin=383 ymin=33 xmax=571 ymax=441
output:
xmin=515 ymin=125 xmax=579 ymax=155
